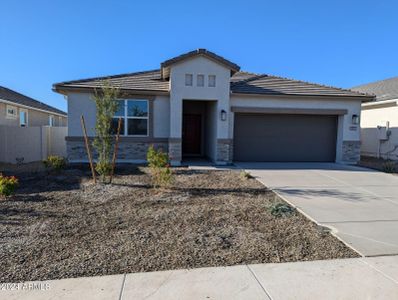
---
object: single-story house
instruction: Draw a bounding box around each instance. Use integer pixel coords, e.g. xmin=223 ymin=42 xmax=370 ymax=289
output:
xmin=352 ymin=77 xmax=398 ymax=160
xmin=53 ymin=49 xmax=373 ymax=165
xmin=0 ymin=86 xmax=67 ymax=127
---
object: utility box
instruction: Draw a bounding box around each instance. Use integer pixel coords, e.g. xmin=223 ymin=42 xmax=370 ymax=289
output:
xmin=377 ymin=122 xmax=390 ymax=140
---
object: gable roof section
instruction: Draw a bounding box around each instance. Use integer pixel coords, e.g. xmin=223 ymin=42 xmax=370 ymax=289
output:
xmin=161 ymin=49 xmax=240 ymax=78
xmin=351 ymin=76 xmax=398 ymax=101
xmin=231 ymin=72 xmax=372 ymax=98
xmin=0 ymin=86 xmax=67 ymax=116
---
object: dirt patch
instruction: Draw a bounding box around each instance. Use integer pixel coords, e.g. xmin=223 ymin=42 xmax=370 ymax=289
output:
xmin=0 ymin=166 xmax=358 ymax=282
xmin=358 ymin=156 xmax=398 ymax=174
xmin=0 ymin=161 xmax=46 ymax=175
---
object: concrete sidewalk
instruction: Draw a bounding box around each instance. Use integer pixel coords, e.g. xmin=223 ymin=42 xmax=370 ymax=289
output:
xmin=2 ymin=256 xmax=398 ymax=300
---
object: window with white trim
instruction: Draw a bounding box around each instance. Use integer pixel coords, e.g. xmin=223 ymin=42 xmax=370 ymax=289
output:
xmin=49 ymin=115 xmax=55 ymax=127
xmin=185 ymin=74 xmax=193 ymax=86
xmin=20 ymin=110 xmax=28 ymax=127
xmin=208 ymin=75 xmax=216 ymax=87
xmin=111 ymin=99 xmax=149 ymax=136
xmin=197 ymin=74 xmax=204 ymax=87
xmin=6 ymin=105 xmax=17 ymax=119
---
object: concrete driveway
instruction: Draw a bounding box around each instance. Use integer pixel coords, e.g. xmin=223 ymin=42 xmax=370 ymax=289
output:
xmin=236 ymin=162 xmax=398 ymax=256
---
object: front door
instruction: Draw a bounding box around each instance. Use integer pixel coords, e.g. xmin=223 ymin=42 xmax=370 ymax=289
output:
xmin=182 ymin=114 xmax=202 ymax=156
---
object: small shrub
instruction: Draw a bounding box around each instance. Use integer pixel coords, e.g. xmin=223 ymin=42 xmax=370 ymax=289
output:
xmin=147 ymin=145 xmax=173 ymax=188
xmin=269 ymin=202 xmax=295 ymax=217
xmin=382 ymin=160 xmax=396 ymax=173
xmin=240 ymin=170 xmax=253 ymax=180
xmin=95 ymin=160 xmax=112 ymax=181
xmin=43 ymin=155 xmax=66 ymax=171
xmin=0 ymin=174 xmax=19 ymax=198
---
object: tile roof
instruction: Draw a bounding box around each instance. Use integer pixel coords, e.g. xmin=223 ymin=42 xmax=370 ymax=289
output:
xmin=0 ymin=86 xmax=67 ymax=116
xmin=161 ymin=49 xmax=240 ymax=73
xmin=54 ymin=70 xmax=169 ymax=93
xmin=351 ymin=76 xmax=398 ymax=101
xmin=54 ymin=69 xmax=372 ymax=99
xmin=231 ymin=72 xmax=371 ymax=98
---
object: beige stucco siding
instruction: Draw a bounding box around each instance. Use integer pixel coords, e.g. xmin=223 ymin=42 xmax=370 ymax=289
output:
xmin=361 ymin=102 xmax=398 ymax=159
xmin=0 ymin=102 xmax=19 ymax=126
xmin=28 ymin=109 xmax=51 ymax=126
xmin=67 ymin=92 xmax=169 ymax=138
xmin=0 ymin=102 xmax=67 ymax=127
xmin=169 ymin=56 xmax=231 ymax=140
xmin=153 ymin=96 xmax=170 ymax=138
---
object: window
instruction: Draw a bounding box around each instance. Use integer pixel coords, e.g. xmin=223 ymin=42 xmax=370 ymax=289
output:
xmin=111 ymin=99 xmax=149 ymax=136
xmin=197 ymin=74 xmax=204 ymax=87
xmin=185 ymin=74 xmax=193 ymax=86
xmin=20 ymin=110 xmax=28 ymax=127
xmin=208 ymin=75 xmax=216 ymax=87
xmin=49 ymin=115 xmax=55 ymax=127
xmin=6 ymin=105 xmax=17 ymax=119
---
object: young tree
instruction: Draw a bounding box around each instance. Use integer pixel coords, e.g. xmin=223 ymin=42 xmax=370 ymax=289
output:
xmin=92 ymin=82 xmax=119 ymax=183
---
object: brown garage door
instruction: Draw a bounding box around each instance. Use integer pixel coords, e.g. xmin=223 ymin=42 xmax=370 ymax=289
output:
xmin=233 ymin=113 xmax=337 ymax=162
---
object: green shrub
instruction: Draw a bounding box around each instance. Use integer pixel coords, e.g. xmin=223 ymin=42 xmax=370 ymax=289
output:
xmin=147 ymin=145 xmax=173 ymax=188
xmin=0 ymin=174 xmax=19 ymax=198
xmin=91 ymin=82 xmax=119 ymax=183
xmin=269 ymin=202 xmax=295 ymax=217
xmin=382 ymin=160 xmax=396 ymax=173
xmin=95 ymin=161 xmax=112 ymax=179
xmin=43 ymin=155 xmax=67 ymax=171
xmin=240 ymin=170 xmax=253 ymax=180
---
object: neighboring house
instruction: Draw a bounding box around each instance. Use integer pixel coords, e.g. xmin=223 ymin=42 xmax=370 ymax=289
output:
xmin=0 ymin=86 xmax=67 ymax=127
xmin=352 ymin=77 xmax=398 ymax=160
xmin=53 ymin=49 xmax=373 ymax=165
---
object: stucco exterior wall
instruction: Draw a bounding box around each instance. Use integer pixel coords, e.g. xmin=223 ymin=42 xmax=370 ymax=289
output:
xmin=0 ymin=102 xmax=19 ymax=126
xmin=0 ymin=102 xmax=67 ymax=127
xmin=361 ymin=103 xmax=398 ymax=159
xmin=153 ymin=95 xmax=170 ymax=138
xmin=169 ymin=56 xmax=231 ymax=139
xmin=67 ymin=93 xmax=97 ymax=136
xmin=67 ymin=92 xmax=169 ymax=138
xmin=168 ymin=56 xmax=231 ymax=164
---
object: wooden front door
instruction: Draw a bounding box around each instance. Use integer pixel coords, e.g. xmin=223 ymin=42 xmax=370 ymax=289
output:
xmin=182 ymin=114 xmax=202 ymax=156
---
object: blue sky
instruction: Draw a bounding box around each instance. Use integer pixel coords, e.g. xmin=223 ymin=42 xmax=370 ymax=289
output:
xmin=1 ymin=0 xmax=397 ymax=112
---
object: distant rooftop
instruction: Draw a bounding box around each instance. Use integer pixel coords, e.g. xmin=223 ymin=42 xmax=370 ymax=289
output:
xmin=351 ymin=76 xmax=398 ymax=101
xmin=0 ymin=86 xmax=66 ymax=116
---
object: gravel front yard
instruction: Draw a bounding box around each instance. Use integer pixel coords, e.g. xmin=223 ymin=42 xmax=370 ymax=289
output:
xmin=0 ymin=166 xmax=358 ymax=282
xmin=359 ymin=156 xmax=398 ymax=174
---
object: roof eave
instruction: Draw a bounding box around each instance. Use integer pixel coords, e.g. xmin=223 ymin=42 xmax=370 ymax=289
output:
xmin=53 ymin=85 xmax=170 ymax=96
xmin=230 ymin=91 xmax=375 ymax=102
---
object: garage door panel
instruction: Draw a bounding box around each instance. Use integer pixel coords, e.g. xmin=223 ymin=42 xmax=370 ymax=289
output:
xmin=233 ymin=114 xmax=337 ymax=162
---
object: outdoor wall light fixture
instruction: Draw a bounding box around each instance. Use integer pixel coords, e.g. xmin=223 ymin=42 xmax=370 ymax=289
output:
xmin=352 ymin=114 xmax=360 ymax=125
xmin=220 ymin=109 xmax=227 ymax=121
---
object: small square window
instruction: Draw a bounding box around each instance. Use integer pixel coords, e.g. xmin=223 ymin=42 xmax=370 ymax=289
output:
xmin=208 ymin=75 xmax=216 ymax=87
xmin=185 ymin=74 xmax=193 ymax=86
xmin=197 ymin=74 xmax=204 ymax=87
xmin=6 ymin=105 xmax=17 ymax=119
